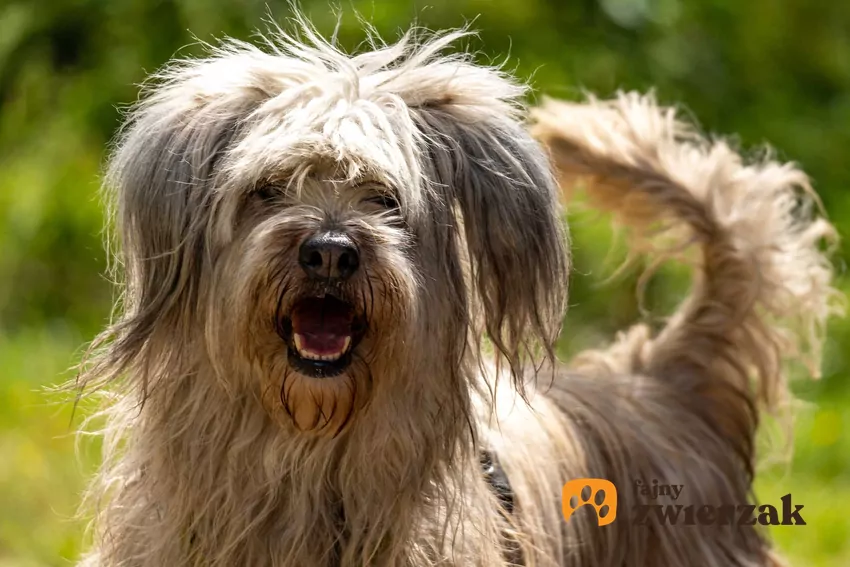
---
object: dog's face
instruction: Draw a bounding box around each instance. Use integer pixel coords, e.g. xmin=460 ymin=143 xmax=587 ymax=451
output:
xmin=213 ymin=171 xmax=419 ymax=433
xmin=104 ymin=29 xmax=569 ymax=437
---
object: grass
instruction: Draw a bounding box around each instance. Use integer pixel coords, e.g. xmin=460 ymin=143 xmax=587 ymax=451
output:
xmin=0 ymin=331 xmax=92 ymax=566
xmin=0 ymin=327 xmax=847 ymax=566
xmin=756 ymin=402 xmax=850 ymax=567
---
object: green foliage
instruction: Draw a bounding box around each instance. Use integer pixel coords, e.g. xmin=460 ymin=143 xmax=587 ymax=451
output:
xmin=0 ymin=0 xmax=847 ymax=565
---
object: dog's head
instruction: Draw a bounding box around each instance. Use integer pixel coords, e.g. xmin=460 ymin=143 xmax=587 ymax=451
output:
xmin=102 ymin=24 xmax=569 ymax=436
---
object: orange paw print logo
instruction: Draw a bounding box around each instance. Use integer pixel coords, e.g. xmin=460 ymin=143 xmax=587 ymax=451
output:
xmin=562 ymin=479 xmax=617 ymax=526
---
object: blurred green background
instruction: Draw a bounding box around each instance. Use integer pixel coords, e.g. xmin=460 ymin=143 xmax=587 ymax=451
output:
xmin=0 ymin=0 xmax=848 ymax=565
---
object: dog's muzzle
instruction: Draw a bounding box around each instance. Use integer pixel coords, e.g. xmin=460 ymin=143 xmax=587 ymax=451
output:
xmin=298 ymin=231 xmax=360 ymax=282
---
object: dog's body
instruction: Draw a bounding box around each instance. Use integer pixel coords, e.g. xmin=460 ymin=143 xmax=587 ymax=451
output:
xmin=77 ymin=21 xmax=840 ymax=567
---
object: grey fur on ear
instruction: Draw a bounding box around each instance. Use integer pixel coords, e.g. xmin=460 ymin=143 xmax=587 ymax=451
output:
xmin=93 ymin=59 xmax=265 ymax=391
xmin=413 ymin=107 xmax=570 ymax=387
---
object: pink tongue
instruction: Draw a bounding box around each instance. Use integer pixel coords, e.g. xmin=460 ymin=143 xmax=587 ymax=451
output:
xmin=291 ymin=298 xmax=353 ymax=355
xmin=299 ymin=333 xmax=348 ymax=355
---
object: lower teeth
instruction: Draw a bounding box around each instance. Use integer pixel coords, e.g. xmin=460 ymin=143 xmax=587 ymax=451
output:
xmin=292 ymin=334 xmax=351 ymax=362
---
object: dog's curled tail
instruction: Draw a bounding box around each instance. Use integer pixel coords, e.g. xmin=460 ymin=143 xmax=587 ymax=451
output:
xmin=531 ymin=92 xmax=842 ymax=466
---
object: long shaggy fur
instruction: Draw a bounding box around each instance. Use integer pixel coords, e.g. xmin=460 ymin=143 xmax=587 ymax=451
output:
xmin=76 ymin=19 xmax=840 ymax=567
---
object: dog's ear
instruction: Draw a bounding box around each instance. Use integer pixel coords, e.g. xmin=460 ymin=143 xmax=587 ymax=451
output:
xmin=89 ymin=57 xmax=266 ymax=391
xmin=413 ymin=107 xmax=570 ymax=387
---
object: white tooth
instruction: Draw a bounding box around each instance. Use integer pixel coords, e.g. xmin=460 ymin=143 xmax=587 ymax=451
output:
xmin=294 ymin=334 xmax=305 ymax=355
xmin=342 ymin=336 xmax=351 ymax=352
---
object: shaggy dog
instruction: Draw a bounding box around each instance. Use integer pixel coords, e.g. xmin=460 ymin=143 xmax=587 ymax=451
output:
xmin=77 ymin=19 xmax=840 ymax=567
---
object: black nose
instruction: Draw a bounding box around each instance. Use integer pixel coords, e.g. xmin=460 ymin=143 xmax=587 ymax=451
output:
xmin=298 ymin=231 xmax=360 ymax=281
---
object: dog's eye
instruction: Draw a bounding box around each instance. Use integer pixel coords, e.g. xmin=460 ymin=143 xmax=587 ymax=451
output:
xmin=365 ymin=195 xmax=400 ymax=210
xmin=254 ymin=184 xmax=280 ymax=202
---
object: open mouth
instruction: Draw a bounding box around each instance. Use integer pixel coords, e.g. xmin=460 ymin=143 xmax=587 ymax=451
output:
xmin=277 ymin=295 xmax=366 ymax=378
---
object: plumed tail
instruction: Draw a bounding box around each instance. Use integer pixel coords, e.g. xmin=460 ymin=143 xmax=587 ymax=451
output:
xmin=531 ymin=92 xmax=843 ymax=467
